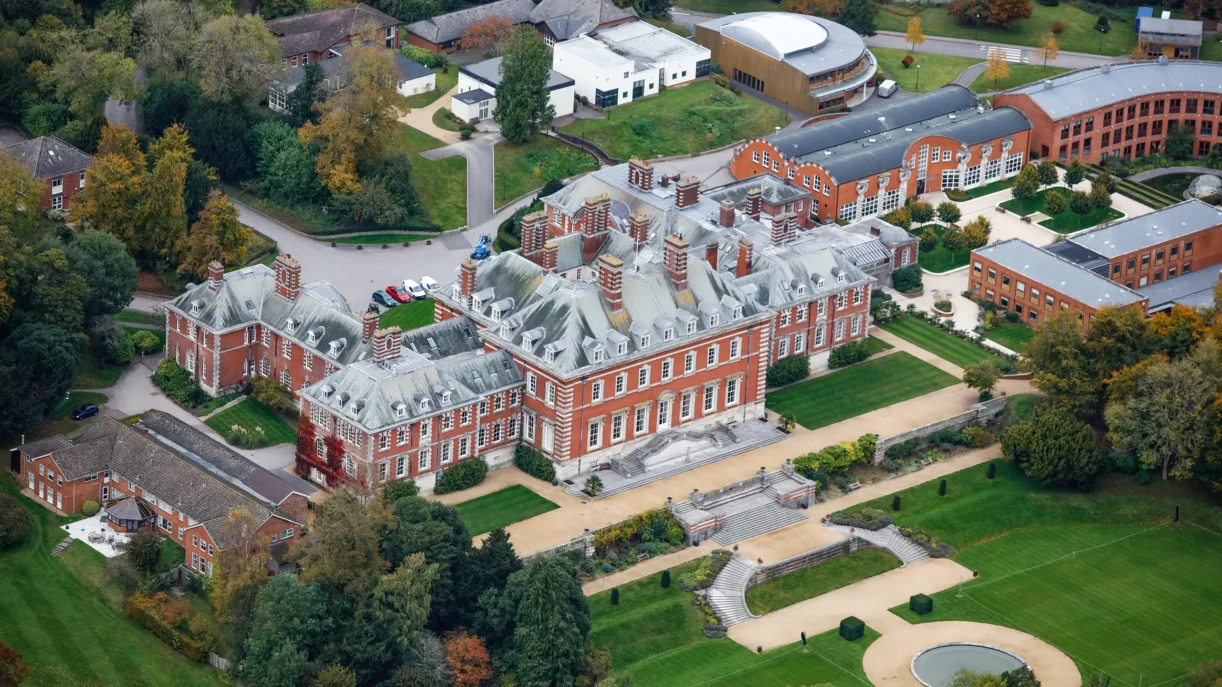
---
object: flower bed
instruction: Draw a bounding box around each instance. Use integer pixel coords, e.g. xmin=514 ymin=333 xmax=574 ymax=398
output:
xmin=580 ymin=508 xmax=688 ymax=580
xmin=898 ymin=526 xmax=956 ymax=557
xmin=693 ymin=594 xmax=727 ymax=638
xmin=678 ymin=550 xmax=733 ymax=592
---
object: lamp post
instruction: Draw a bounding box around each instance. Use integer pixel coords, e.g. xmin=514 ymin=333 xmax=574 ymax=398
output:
xmin=915 ymin=64 xmax=921 ymax=91
xmin=975 ymin=13 xmax=981 ymax=40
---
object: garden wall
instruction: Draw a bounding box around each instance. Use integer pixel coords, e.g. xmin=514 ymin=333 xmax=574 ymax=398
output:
xmin=748 ymin=537 xmax=879 ymax=587
xmin=873 ymin=396 xmax=1007 ymax=462
xmin=522 ymin=529 xmax=595 ymax=563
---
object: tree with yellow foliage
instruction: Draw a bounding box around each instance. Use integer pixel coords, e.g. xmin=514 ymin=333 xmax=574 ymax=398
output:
xmin=177 ymin=189 xmax=252 ymax=278
xmin=298 ymin=42 xmax=406 ymax=196
xmin=985 ymin=48 xmax=1010 ymax=90
xmin=1040 ymin=31 xmax=1059 ymax=68
xmin=906 ymin=16 xmax=926 ymax=52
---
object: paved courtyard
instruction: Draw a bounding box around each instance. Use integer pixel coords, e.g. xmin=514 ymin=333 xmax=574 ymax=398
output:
xmin=60 ymin=509 xmax=130 ymax=558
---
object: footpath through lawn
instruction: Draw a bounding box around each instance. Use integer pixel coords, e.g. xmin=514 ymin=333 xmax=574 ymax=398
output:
xmin=0 ymin=479 xmax=228 ymax=687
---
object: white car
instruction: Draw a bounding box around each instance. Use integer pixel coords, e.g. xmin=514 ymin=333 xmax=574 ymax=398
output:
xmin=402 ymin=279 xmax=427 ymax=300
xmin=421 ymin=276 xmax=440 ymax=292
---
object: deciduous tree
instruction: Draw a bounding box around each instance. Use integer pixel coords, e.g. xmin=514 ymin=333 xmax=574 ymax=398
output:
xmin=906 ymin=16 xmax=926 ymax=51
xmin=64 ymin=230 xmax=138 ymax=322
xmin=1023 ymin=309 xmax=1095 ymax=407
xmin=1063 ymin=158 xmax=1085 ymax=186
xmin=210 ymin=507 xmax=271 ymax=660
xmin=177 ymin=190 xmax=251 ymax=278
xmin=963 ymin=359 xmax=1001 ymax=396
xmin=1165 ymin=121 xmax=1197 ymax=159
xmin=941 ymin=224 xmax=968 ymax=255
xmin=300 ymin=487 xmax=390 ymax=595
xmin=40 ymin=45 xmax=137 ymax=121
xmin=962 ymin=215 xmax=991 ymax=249
xmin=27 ymin=248 xmax=87 ymax=334
xmin=243 ymin=574 xmax=332 ymax=687
xmin=780 ymin=0 xmax=844 ymax=16
xmin=338 ymin=553 xmax=438 ymax=685
xmin=0 ymin=151 xmax=42 ymax=228
xmin=494 ymin=25 xmax=555 ymax=144
xmin=122 ymin=530 xmax=164 ymax=573
xmin=948 ymin=0 xmax=1033 ymax=28
xmin=142 ymin=123 xmax=192 ymax=265
xmin=191 ymin=14 xmax=280 ymax=104
xmin=985 ymin=48 xmax=1010 ymax=89
xmin=1010 ymin=164 xmax=1039 ymax=206
xmin=936 ymin=201 xmax=960 ymax=225
xmin=0 ymin=323 xmax=81 ymax=436
xmin=1068 ymin=190 xmax=1092 ymax=227
xmin=445 ymin=631 xmax=494 ymax=687
xmin=1043 ymin=189 xmax=1067 ymax=215
xmin=312 ymin=665 xmax=357 ymax=687
xmin=1035 ymin=159 xmax=1059 ymax=188
xmin=132 ymin=0 xmax=214 ymax=78
xmin=1089 ymin=182 xmax=1112 ymax=212
xmin=1002 ymin=405 xmax=1101 ymax=488
xmin=1152 ymin=304 xmax=1205 ymax=359
xmin=459 ymin=16 xmax=512 ymax=53
xmin=1039 ymin=31 xmax=1058 ymax=68
xmin=838 ymin=0 xmax=877 ymax=35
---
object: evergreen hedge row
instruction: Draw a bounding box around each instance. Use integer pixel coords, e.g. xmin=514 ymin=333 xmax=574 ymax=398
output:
xmin=766 ymin=355 xmax=810 ymax=387
xmin=433 ymin=456 xmax=488 ymax=494
xmin=515 ymin=445 xmax=556 ymax=482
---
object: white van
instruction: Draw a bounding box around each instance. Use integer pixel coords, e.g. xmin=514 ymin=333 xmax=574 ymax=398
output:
xmin=877 ymin=80 xmax=898 ymax=98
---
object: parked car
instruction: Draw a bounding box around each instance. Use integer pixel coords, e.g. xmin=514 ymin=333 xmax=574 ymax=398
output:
xmin=372 ymin=290 xmax=397 ymax=308
xmin=877 ymin=79 xmax=898 ymax=98
xmin=421 ymin=276 xmax=440 ymax=292
xmin=385 ymin=285 xmax=411 ymax=303
xmin=402 ymin=279 xmax=427 ymax=300
xmin=70 ymin=403 xmax=100 ymax=421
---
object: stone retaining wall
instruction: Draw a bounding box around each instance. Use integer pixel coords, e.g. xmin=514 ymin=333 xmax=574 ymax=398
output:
xmin=873 ymin=396 xmax=1008 ymax=462
xmin=523 ymin=530 xmax=595 ymax=563
xmin=749 ymin=537 xmax=875 ymax=587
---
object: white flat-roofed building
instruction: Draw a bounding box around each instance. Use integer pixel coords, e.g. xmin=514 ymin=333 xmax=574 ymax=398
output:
xmin=552 ymin=22 xmax=710 ymax=108
xmin=450 ymin=56 xmax=576 ymax=123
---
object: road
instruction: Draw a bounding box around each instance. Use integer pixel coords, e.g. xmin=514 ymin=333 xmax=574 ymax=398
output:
xmin=422 ymin=133 xmax=504 ymax=228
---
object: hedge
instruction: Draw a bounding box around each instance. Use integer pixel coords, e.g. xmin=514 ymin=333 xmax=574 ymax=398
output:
xmin=839 ymin=616 xmax=865 ymax=641
xmin=828 ymin=339 xmax=872 ymax=369
xmin=82 ymin=500 xmax=100 ymax=516
xmin=400 ymin=44 xmax=448 ymax=69
xmin=892 ymin=265 xmax=923 ymax=294
xmin=515 ymin=444 xmax=556 ymax=482
xmin=909 ymin=593 xmax=933 ymax=615
xmin=126 ymin=594 xmax=208 ymax=662
xmin=766 ymin=354 xmax=810 ymax=387
xmin=0 ymin=493 xmax=30 ymax=549
xmin=433 ymin=456 xmax=488 ymax=494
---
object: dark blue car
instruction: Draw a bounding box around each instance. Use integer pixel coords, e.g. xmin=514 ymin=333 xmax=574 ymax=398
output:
xmin=371 ymin=290 xmax=397 ymax=308
xmin=71 ymin=403 xmax=100 ymax=421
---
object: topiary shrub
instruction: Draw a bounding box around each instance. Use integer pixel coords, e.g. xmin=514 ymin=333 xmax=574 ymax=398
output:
xmin=909 ymin=593 xmax=933 ymax=615
xmin=766 ymin=354 xmax=810 ymax=387
xmin=986 ymin=461 xmax=997 ymax=480
xmin=611 ymin=588 xmax=619 ymax=605
xmin=433 ymin=456 xmax=488 ymax=494
xmin=938 ymin=479 xmax=948 ymax=496
xmin=82 ymin=500 xmax=100 ymax=516
xmin=130 ymin=329 xmax=161 ymax=355
xmin=515 ymin=444 xmax=556 ymax=482
xmin=661 ymin=569 xmax=671 ymax=588
xmin=891 ymin=496 xmax=901 ymax=512
xmin=961 ymin=425 xmax=995 ymax=448
xmin=0 ymin=494 xmax=30 ymax=549
xmin=828 ymin=340 xmax=872 ymax=369
xmin=892 ymin=265 xmax=923 ymax=294
xmin=839 ymin=616 xmax=865 ymax=641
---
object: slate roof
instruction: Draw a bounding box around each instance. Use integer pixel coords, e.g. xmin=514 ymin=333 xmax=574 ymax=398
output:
xmin=34 ymin=418 xmax=301 ymax=550
xmin=4 ymin=136 xmax=92 ymax=179
xmin=1002 ymin=61 xmax=1222 ymax=120
xmin=138 ymin=410 xmax=318 ymax=506
xmin=460 ymin=57 xmax=575 ymax=92
xmin=761 ymin=86 xmax=1030 ymax=183
xmin=276 ymin=47 xmax=433 ymax=89
xmin=400 ymin=314 xmax=484 ymax=360
xmin=530 ymin=0 xmax=636 ymax=40
xmin=266 ymin=3 xmax=399 ymax=57
xmin=974 ymin=239 xmax=1146 ymax=308
xmin=696 ymin=12 xmax=866 ymax=78
xmin=405 ymin=0 xmax=535 ymax=44
xmin=1138 ymin=264 xmax=1221 ymax=312
xmin=167 ymin=263 xmax=375 ymax=368
xmin=701 ymin=174 xmax=811 ymax=207
xmin=17 ymin=435 xmax=74 ymax=459
xmin=1062 ymin=200 xmax=1222 ymax=259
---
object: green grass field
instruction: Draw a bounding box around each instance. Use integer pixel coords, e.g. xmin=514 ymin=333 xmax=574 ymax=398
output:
xmin=880 ymin=316 xmax=1003 ymax=369
xmin=1039 ymin=206 xmax=1125 ymax=234
xmin=982 ymin=322 xmax=1035 ymax=353
xmin=970 ymin=63 xmax=1070 ymax=93
xmin=876 ymin=4 xmax=1139 ymax=56
xmin=961 ymin=176 xmax=1017 ymax=199
xmin=1008 ymin=393 xmax=1044 ymax=422
xmin=330 ymin=233 xmax=436 ymax=244
xmin=559 ymin=81 xmax=789 ymax=161
xmin=864 ymin=335 xmax=894 ymax=354
xmin=746 ymin=548 xmax=901 ymax=616
xmin=405 ymin=67 xmax=458 ymax=109
xmin=872 ymin=47 xmax=979 ymax=93
xmin=494 ymin=137 xmax=597 ymax=207
xmin=75 ymin=346 xmax=127 ymax=390
xmin=205 ymin=397 xmax=296 ymax=446
xmin=1000 ymin=187 xmax=1058 ymax=216
xmin=765 ymin=351 xmax=959 ymax=429
xmin=915 ymin=223 xmax=971 ymax=273
xmin=644 ymin=16 xmax=692 ymax=37
xmin=453 ymin=485 xmax=560 ymax=536
xmin=396 ymin=124 xmax=468 ymax=230
xmin=378 ymin=298 xmax=435 ymax=331
xmin=115 ymin=311 xmax=164 ymax=326
xmin=590 ymin=559 xmax=880 ymax=686
xmin=0 ymin=479 xmax=229 ymax=687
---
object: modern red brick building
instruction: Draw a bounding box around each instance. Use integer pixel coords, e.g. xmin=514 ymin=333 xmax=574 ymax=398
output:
xmin=4 ymin=135 xmax=92 ymax=212
xmin=16 ymin=414 xmax=309 ymax=576
xmin=266 ymin=3 xmax=400 ymax=68
xmin=994 ymin=60 xmax=1222 ymax=163
xmin=729 ymin=86 xmax=1032 ymax=224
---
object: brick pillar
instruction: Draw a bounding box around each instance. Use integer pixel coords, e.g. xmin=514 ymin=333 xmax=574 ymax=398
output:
xmin=361 ymin=308 xmax=379 ymax=343
xmin=771 ymin=213 xmax=788 ymax=244
xmin=629 ymin=212 xmax=649 ymax=251
xmin=719 ymin=199 xmax=735 ymax=228
xmin=207 ymin=261 xmax=224 ymax=291
xmin=746 ymin=187 xmax=762 ymax=221
xmin=460 ymin=259 xmax=477 ymax=302
xmin=582 ymin=194 xmax=610 ymax=263
xmin=598 ymin=254 xmax=624 ymax=312
xmin=785 ymin=211 xmax=799 ymax=242
xmin=520 ymin=212 xmax=542 ymax=260
xmin=736 ymin=237 xmax=753 ymax=278
xmin=372 ymin=326 xmax=402 ymax=365
xmin=675 ymin=177 xmax=700 ymax=209
xmin=706 ymin=239 xmax=719 ymax=270
xmin=664 ymin=234 xmax=689 ymax=292
xmin=627 ymin=157 xmax=654 ymax=190
xmin=273 ymin=255 xmax=301 ymax=300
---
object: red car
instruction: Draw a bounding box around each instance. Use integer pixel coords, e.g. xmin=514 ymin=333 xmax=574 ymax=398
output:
xmin=385 ymin=285 xmax=411 ymax=303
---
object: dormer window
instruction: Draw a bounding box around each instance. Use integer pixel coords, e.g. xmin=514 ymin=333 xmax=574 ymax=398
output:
xmin=419 ymin=398 xmax=431 ymax=412
xmin=663 ymin=327 xmax=675 ymax=341
xmin=709 ymin=313 xmax=720 ymax=327
xmin=307 ymin=326 xmax=324 ymax=344
xmin=490 ymin=305 xmax=501 ymax=321
xmin=190 ymin=299 xmax=205 ymax=315
xmin=285 ymin=317 xmax=300 ymax=333
xmin=441 ymin=390 xmax=452 ymax=404
xmin=640 ymin=333 xmax=651 ymax=348
xmin=499 ymin=324 xmax=509 ymax=339
xmin=320 ymin=384 xmax=334 ymax=400
xmin=544 ymin=346 xmax=557 ymax=362
xmin=686 ymin=320 xmax=697 ymax=335
xmin=393 ymin=401 xmax=407 ymax=418
xmin=733 ymin=305 xmax=743 ymax=319
xmin=471 ymin=295 xmax=482 ymax=312
xmin=817 ymin=279 xmax=825 ymax=289
xmin=837 ymin=273 xmax=846 ymax=284
xmin=797 ymin=284 xmax=806 ymax=296
xmin=593 ymin=348 xmax=604 ymax=363
xmin=617 ymin=340 xmax=628 ymax=355
xmin=329 ymin=339 xmax=346 ymax=356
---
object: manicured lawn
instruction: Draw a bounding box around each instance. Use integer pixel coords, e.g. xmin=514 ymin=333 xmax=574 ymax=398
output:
xmin=872 ymin=47 xmax=980 ymax=94
xmin=405 ymin=67 xmax=458 ymax=109
xmin=454 ymin=485 xmax=560 ymax=536
xmin=1039 ymin=206 xmax=1125 ymax=234
xmin=880 ymin=316 xmax=1001 ymax=368
xmin=115 ymin=310 xmax=164 ymax=326
xmin=378 ymin=298 xmax=435 ymax=331
xmin=589 ymin=559 xmax=880 ymax=685
xmin=0 ymin=479 xmax=230 ymax=687
xmin=494 ymin=137 xmax=597 ymax=207
xmin=960 ymin=175 xmax=1017 ymax=199
xmin=765 ymin=352 xmax=959 ymax=429
xmin=645 ymin=16 xmax=692 ymax=37
xmin=559 ymin=80 xmax=789 ymax=160
xmin=1000 ymin=187 xmax=1062 ymax=217
xmin=746 ymin=548 xmax=901 ymax=616
xmin=915 ymin=223 xmax=971 ymax=273
xmin=982 ymin=322 xmax=1035 ymax=352
xmin=395 ymin=124 xmax=468 ymax=230
xmin=1008 ymin=393 xmax=1044 ymax=422
xmin=432 ymin=107 xmax=461 ymax=131
xmin=864 ymin=335 xmax=893 ymax=354
xmin=197 ymin=391 xmax=242 ymax=416
xmin=969 ymin=63 xmax=1070 ymax=93
xmin=876 ymin=4 xmax=1139 ymax=56
xmin=330 ymin=233 xmax=436 ymax=244
xmin=205 ymin=397 xmax=296 ymax=446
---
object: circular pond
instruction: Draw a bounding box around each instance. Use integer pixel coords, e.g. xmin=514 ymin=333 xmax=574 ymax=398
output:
xmin=911 ymin=643 xmax=1027 ymax=687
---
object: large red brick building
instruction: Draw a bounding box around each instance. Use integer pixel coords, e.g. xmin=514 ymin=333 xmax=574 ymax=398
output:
xmin=729 ymin=86 xmax=1032 ymax=224
xmin=16 ymin=413 xmax=310 ymax=576
xmin=4 ymin=135 xmax=92 ymax=213
xmin=994 ymin=60 xmax=1222 ymax=163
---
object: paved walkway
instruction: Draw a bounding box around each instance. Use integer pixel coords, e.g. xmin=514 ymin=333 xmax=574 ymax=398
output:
xmin=865 ymin=32 xmax=1124 ymax=70
xmin=421 ymin=133 xmax=505 ymax=227
xmin=398 ymin=84 xmax=463 ymax=144
xmin=1127 ymin=165 xmax=1216 ymax=182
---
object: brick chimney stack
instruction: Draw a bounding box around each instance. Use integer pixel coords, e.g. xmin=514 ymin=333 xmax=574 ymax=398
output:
xmin=372 ymin=326 xmax=402 ymax=365
xmin=706 ymin=240 xmax=719 ymax=270
xmin=460 ymin=259 xmax=478 ymax=304
xmin=627 ymin=157 xmax=654 ymax=191
xmin=520 ymin=212 xmax=542 ymax=260
xmin=786 ymin=212 xmax=799 ymax=242
xmin=207 ymin=261 xmax=224 ymax=291
xmin=664 ymin=234 xmax=689 ymax=292
xmin=582 ymin=194 xmax=611 ymax=263
xmin=736 ymin=236 xmax=753 ymax=278
xmin=629 ymin=212 xmax=649 ymax=251
xmin=273 ymin=254 xmax=302 ymax=301
xmin=719 ymin=200 xmax=735 ymax=228
xmin=598 ymin=254 xmax=624 ymax=312
xmin=675 ymin=177 xmax=700 ymax=209
xmin=361 ymin=307 xmax=379 ymax=343
xmin=771 ymin=213 xmax=789 ymax=245
xmin=541 ymin=240 xmax=558 ymax=272
xmin=746 ymin=188 xmax=762 ymax=221
xmin=660 ymin=173 xmax=679 ymax=188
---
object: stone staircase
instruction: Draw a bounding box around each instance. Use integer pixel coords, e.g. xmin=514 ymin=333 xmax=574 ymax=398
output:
xmin=611 ymin=425 xmax=736 ymax=479
xmin=827 ymin=523 xmax=929 ymax=566
xmin=711 ymin=504 xmax=807 ymax=546
xmin=705 ymin=555 xmax=758 ymax=626
xmin=51 ymin=537 xmax=73 ymax=557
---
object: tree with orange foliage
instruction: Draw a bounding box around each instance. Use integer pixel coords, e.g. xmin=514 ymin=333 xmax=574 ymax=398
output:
xmin=445 ymin=631 xmax=494 ymax=687
xmin=780 ymin=0 xmax=843 ymax=18
xmin=985 ymin=48 xmax=1010 ymax=89
xmin=0 ymin=641 xmax=29 ymax=687
xmin=1152 ymin=304 xmax=1207 ymax=359
xmin=459 ymin=16 xmax=513 ymax=54
xmin=948 ymin=0 xmax=1032 ymax=29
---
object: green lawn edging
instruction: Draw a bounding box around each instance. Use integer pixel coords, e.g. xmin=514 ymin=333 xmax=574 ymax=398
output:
xmin=746 ymin=548 xmax=902 ymax=616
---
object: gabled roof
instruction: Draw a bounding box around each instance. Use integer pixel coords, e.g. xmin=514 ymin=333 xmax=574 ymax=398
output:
xmin=276 ymin=46 xmax=433 ymax=89
xmin=1001 ymin=60 xmax=1222 ymax=120
xmin=4 ymin=136 xmax=92 ymax=179
xmin=530 ymin=0 xmax=637 ymax=40
xmin=974 ymin=239 xmax=1147 ymax=309
xmin=405 ymin=0 xmax=535 ymax=44
xmin=266 ymin=3 xmax=398 ymax=57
